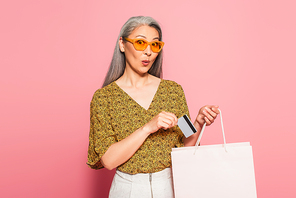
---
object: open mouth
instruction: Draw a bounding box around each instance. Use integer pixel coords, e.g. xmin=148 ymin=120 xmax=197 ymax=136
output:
xmin=142 ymin=60 xmax=150 ymax=66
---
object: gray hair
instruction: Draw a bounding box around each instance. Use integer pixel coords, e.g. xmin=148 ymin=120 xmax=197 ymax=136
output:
xmin=102 ymin=16 xmax=163 ymax=87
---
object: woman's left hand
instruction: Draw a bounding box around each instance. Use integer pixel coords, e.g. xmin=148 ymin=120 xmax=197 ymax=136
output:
xmin=194 ymin=105 xmax=220 ymax=128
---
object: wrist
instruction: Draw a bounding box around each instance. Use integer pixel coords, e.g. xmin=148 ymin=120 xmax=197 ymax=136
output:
xmin=140 ymin=124 xmax=153 ymax=137
xmin=193 ymin=120 xmax=202 ymax=132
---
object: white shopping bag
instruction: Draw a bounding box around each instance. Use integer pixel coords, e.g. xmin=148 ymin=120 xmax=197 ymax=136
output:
xmin=171 ymin=110 xmax=257 ymax=198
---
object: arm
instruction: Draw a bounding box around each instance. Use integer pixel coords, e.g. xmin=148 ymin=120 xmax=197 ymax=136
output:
xmin=101 ymin=126 xmax=149 ymax=170
xmin=101 ymin=111 xmax=178 ymax=170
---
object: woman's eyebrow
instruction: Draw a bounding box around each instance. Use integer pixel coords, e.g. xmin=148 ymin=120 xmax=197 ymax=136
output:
xmin=135 ymin=35 xmax=160 ymax=40
xmin=135 ymin=35 xmax=147 ymax=39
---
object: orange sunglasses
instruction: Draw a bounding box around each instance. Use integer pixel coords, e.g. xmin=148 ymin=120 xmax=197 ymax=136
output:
xmin=124 ymin=37 xmax=164 ymax=53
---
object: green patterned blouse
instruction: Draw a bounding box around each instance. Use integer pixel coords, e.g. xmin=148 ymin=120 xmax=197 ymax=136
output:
xmin=87 ymin=79 xmax=190 ymax=174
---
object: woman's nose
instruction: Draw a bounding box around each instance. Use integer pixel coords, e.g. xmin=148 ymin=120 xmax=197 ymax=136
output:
xmin=143 ymin=44 xmax=152 ymax=56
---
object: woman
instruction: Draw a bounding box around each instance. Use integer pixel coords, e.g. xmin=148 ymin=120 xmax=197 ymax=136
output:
xmin=87 ymin=16 xmax=219 ymax=198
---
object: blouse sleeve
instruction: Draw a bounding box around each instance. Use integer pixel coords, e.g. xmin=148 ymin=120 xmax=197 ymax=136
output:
xmin=87 ymin=89 xmax=117 ymax=169
xmin=175 ymin=83 xmax=191 ymax=147
xmin=177 ymin=83 xmax=190 ymax=120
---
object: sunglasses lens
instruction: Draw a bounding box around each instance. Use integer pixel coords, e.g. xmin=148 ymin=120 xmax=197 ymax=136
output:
xmin=151 ymin=42 xmax=163 ymax=52
xmin=134 ymin=39 xmax=147 ymax=51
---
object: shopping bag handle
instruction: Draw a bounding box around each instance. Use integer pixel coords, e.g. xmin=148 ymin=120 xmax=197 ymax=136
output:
xmin=194 ymin=109 xmax=227 ymax=153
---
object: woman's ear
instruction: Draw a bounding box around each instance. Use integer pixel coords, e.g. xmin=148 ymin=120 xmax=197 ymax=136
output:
xmin=119 ymin=37 xmax=125 ymax=52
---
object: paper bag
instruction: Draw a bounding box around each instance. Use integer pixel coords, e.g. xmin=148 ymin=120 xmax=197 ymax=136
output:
xmin=171 ymin=110 xmax=257 ymax=198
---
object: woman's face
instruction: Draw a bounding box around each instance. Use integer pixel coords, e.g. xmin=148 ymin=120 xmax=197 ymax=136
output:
xmin=119 ymin=25 xmax=160 ymax=76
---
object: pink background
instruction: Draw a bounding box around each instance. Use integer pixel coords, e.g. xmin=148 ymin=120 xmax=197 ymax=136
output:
xmin=1 ymin=0 xmax=295 ymax=197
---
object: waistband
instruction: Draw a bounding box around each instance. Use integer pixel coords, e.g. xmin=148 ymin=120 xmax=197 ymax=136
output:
xmin=115 ymin=168 xmax=172 ymax=183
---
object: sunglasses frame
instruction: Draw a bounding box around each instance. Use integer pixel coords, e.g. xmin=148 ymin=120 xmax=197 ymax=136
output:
xmin=123 ymin=37 xmax=164 ymax=53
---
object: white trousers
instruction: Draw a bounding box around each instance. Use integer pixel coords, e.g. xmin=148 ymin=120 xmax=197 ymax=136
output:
xmin=109 ymin=168 xmax=174 ymax=198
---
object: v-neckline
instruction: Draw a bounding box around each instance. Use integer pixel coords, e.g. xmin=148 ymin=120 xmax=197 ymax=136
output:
xmin=114 ymin=79 xmax=163 ymax=111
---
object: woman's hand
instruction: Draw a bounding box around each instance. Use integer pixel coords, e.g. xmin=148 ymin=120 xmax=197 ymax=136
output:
xmin=142 ymin=111 xmax=178 ymax=135
xmin=194 ymin=105 xmax=220 ymax=129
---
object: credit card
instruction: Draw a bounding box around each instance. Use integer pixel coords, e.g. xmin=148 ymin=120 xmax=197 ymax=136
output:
xmin=178 ymin=115 xmax=197 ymax=138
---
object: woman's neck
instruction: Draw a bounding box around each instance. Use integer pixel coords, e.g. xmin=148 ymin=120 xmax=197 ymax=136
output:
xmin=117 ymin=69 xmax=152 ymax=88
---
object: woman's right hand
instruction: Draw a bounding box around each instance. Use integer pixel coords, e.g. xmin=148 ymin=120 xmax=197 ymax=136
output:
xmin=142 ymin=111 xmax=178 ymax=135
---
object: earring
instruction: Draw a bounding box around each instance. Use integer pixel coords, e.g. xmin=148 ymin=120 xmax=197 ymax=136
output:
xmin=121 ymin=48 xmax=125 ymax=52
